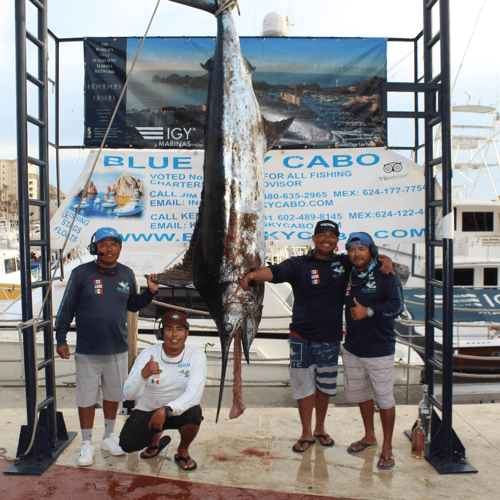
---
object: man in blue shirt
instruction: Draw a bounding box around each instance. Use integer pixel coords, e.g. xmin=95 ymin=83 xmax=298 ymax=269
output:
xmin=238 ymin=221 xmax=393 ymax=454
xmin=342 ymin=232 xmax=404 ymax=471
xmin=55 ymin=227 xmax=159 ymax=467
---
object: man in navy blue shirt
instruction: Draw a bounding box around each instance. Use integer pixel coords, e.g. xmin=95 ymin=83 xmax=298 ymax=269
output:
xmin=238 ymin=221 xmax=393 ymax=454
xmin=55 ymin=227 xmax=159 ymax=467
xmin=342 ymin=232 xmax=404 ymax=471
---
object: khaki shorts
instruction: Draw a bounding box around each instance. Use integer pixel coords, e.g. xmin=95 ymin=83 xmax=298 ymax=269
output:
xmin=75 ymin=352 xmax=128 ymax=408
xmin=341 ymin=346 xmax=395 ymax=409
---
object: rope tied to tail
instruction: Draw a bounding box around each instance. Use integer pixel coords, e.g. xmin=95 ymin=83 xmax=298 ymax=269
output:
xmin=215 ymin=0 xmax=240 ymax=18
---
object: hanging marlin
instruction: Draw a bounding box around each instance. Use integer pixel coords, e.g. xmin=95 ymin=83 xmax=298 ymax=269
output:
xmin=156 ymin=0 xmax=293 ymax=421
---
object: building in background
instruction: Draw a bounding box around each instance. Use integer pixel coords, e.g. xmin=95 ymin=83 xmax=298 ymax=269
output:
xmin=0 ymin=159 xmax=64 ymax=223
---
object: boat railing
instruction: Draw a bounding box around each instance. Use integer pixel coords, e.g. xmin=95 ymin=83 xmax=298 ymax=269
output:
xmin=266 ymin=245 xmax=309 ymax=265
xmin=449 ymin=235 xmax=500 ymax=260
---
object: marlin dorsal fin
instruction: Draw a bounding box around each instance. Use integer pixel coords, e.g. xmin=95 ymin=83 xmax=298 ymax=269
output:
xmin=155 ymin=186 xmax=205 ymax=289
xmin=263 ymin=116 xmax=295 ymax=151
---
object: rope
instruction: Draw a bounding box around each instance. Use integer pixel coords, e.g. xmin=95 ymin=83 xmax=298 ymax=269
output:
xmin=215 ymin=0 xmax=240 ymax=18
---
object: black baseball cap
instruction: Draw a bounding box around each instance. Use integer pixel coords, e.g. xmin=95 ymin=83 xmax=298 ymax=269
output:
xmin=314 ymin=220 xmax=339 ymax=236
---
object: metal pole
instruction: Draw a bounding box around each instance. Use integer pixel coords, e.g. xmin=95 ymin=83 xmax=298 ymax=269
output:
xmin=439 ymin=0 xmax=454 ymax=460
xmin=423 ymin=0 xmax=436 ymax=400
xmin=15 ymin=0 xmax=38 ymax=458
xmin=39 ymin=0 xmax=58 ymax=447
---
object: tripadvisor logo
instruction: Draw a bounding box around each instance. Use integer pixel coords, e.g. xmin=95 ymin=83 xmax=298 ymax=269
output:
xmin=379 ymin=173 xmax=409 ymax=181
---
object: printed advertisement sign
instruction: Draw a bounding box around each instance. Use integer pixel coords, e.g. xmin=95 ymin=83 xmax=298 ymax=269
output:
xmin=84 ymin=37 xmax=387 ymax=150
xmin=51 ymin=148 xmax=425 ymax=251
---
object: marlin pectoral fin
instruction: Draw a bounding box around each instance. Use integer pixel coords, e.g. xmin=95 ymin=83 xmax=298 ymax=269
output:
xmin=263 ymin=116 xmax=295 ymax=150
xmin=241 ymin=315 xmax=254 ymax=364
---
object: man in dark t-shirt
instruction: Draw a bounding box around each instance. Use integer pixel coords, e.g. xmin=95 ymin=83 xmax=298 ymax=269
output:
xmin=342 ymin=232 xmax=404 ymax=471
xmin=55 ymin=227 xmax=159 ymax=467
xmin=238 ymin=221 xmax=393 ymax=454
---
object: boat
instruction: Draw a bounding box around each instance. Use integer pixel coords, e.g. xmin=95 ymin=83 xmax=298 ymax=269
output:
xmin=0 ymin=249 xmax=22 ymax=303
xmin=383 ymin=99 xmax=500 ymax=375
xmin=102 ymin=191 xmax=118 ymax=208
xmin=114 ymin=200 xmax=143 ymax=217
xmin=72 ymin=198 xmax=90 ymax=209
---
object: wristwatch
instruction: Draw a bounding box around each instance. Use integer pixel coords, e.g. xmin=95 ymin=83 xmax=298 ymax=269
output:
xmin=164 ymin=406 xmax=173 ymax=418
xmin=366 ymin=307 xmax=374 ymax=317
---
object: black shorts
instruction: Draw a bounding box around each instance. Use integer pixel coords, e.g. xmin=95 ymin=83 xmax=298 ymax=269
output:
xmin=119 ymin=405 xmax=203 ymax=453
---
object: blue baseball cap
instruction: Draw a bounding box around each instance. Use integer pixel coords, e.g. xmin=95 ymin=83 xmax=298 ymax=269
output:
xmin=94 ymin=227 xmax=122 ymax=244
xmin=346 ymin=232 xmax=375 ymax=250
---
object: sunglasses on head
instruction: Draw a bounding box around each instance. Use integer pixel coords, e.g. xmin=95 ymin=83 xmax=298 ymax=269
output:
xmin=97 ymin=266 xmax=117 ymax=276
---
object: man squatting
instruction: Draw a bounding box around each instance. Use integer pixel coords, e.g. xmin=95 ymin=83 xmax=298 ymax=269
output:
xmin=119 ymin=310 xmax=207 ymax=471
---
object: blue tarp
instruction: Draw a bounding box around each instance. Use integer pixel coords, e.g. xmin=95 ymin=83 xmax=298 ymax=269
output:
xmin=404 ymin=288 xmax=500 ymax=322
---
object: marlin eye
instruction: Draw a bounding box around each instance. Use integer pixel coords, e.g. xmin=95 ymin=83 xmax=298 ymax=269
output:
xmin=224 ymin=323 xmax=233 ymax=332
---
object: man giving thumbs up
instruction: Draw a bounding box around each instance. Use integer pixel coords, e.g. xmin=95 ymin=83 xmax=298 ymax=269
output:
xmin=341 ymin=232 xmax=404 ymax=471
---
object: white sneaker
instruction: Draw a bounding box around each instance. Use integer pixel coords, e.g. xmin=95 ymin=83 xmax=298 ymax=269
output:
xmin=77 ymin=441 xmax=95 ymax=467
xmin=101 ymin=433 xmax=126 ymax=456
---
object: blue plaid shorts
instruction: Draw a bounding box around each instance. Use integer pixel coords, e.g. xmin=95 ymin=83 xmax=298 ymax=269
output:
xmin=289 ymin=336 xmax=340 ymax=400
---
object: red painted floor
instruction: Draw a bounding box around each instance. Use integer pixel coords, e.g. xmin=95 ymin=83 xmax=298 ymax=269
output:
xmin=1 ymin=459 xmax=356 ymax=500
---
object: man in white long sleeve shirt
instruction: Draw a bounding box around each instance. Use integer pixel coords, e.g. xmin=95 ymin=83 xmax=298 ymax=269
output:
xmin=119 ymin=310 xmax=207 ymax=471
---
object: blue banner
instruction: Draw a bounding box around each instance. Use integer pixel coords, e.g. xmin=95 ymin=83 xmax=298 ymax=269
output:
xmin=84 ymin=38 xmax=127 ymax=147
xmin=83 ymin=37 xmax=387 ymax=149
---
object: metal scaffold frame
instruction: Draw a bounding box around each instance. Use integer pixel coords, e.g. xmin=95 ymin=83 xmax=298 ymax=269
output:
xmin=383 ymin=0 xmax=477 ymax=474
xmin=8 ymin=0 xmax=479 ymax=476
xmin=5 ymin=0 xmax=75 ymax=476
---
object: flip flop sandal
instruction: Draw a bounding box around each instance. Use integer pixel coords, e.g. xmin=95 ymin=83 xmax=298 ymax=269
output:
xmin=377 ymin=455 xmax=396 ymax=470
xmin=174 ymin=453 xmax=197 ymax=471
xmin=292 ymin=439 xmax=315 ymax=453
xmin=314 ymin=434 xmax=335 ymax=447
xmin=140 ymin=436 xmax=171 ymax=459
xmin=347 ymin=441 xmax=378 ymax=454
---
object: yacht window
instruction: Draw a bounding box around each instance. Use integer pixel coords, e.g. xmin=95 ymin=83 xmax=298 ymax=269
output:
xmin=484 ymin=268 xmax=498 ymax=287
xmin=434 ymin=268 xmax=474 ymax=286
xmin=462 ymin=211 xmax=493 ymax=232
xmin=5 ymin=258 xmax=17 ymax=274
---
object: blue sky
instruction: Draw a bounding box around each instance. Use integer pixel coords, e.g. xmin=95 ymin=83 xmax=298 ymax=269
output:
xmin=1 ymin=0 xmax=499 ymax=194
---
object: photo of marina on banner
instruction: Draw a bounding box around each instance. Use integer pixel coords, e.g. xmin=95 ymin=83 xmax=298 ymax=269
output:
xmin=84 ymin=37 xmax=387 ymax=150
xmin=70 ymin=172 xmax=145 ymax=219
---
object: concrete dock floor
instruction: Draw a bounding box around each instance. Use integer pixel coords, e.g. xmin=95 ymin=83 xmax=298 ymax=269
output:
xmin=1 ymin=387 xmax=499 ymax=499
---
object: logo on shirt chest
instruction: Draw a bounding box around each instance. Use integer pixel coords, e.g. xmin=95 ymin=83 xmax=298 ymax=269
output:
xmin=175 ymin=364 xmax=190 ymax=382
xmin=117 ymin=281 xmax=130 ymax=293
xmin=331 ymin=262 xmax=345 ymax=279
xmin=364 ymin=272 xmax=377 ymax=293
